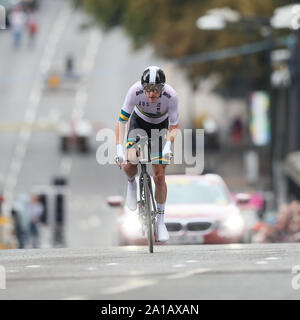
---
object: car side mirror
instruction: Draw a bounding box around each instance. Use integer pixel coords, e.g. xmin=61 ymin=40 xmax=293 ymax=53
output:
xmin=106 ymin=196 xmax=124 ymax=207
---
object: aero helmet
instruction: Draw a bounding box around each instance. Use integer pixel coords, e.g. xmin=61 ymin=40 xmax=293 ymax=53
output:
xmin=141 ymin=66 xmax=166 ymax=87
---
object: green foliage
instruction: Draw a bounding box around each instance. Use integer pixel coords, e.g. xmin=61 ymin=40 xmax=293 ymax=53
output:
xmin=76 ymin=0 xmax=292 ymax=91
xmin=81 ymin=0 xmax=126 ymax=28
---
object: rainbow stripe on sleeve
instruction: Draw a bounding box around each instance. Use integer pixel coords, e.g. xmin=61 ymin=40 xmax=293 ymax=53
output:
xmin=119 ymin=109 xmax=131 ymax=122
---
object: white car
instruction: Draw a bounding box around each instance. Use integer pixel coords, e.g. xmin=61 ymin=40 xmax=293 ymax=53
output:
xmin=107 ymin=174 xmax=246 ymax=245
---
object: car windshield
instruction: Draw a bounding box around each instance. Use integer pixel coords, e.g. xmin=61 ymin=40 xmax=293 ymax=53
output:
xmin=167 ymin=179 xmax=231 ymax=205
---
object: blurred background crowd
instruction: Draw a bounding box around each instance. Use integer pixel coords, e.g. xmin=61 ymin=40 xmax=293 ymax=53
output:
xmin=0 ymin=0 xmax=299 ymax=249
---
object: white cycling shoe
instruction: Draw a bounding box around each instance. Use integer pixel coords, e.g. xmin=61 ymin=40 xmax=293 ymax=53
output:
xmin=156 ymin=212 xmax=169 ymax=242
xmin=126 ymin=179 xmax=137 ymax=211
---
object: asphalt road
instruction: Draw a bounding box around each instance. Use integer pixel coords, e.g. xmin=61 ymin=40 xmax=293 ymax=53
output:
xmin=0 ymin=243 xmax=300 ymax=300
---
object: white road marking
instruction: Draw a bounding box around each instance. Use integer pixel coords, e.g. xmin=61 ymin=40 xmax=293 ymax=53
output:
xmin=71 ymin=30 xmax=102 ymax=122
xmin=11 ymin=160 xmax=22 ymax=174
xmin=102 ymin=278 xmax=157 ymax=295
xmin=15 ymin=143 xmax=26 ymax=158
xmin=60 ymin=156 xmax=73 ymax=176
xmin=19 ymin=129 xmax=31 ymax=143
xmin=255 ymin=261 xmax=268 ymax=265
xmin=167 ymin=268 xmax=209 ymax=280
xmin=106 ymin=263 xmax=119 ymax=266
xmin=265 ymin=257 xmax=279 ymax=261
xmin=86 ymin=267 xmax=98 ymax=271
xmin=25 ymin=265 xmax=41 ymax=268
xmin=172 ymin=264 xmax=186 ymax=268
xmin=186 ymin=260 xmax=199 ymax=263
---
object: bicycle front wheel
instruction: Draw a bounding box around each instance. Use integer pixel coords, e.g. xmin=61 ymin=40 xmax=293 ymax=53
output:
xmin=143 ymin=173 xmax=153 ymax=253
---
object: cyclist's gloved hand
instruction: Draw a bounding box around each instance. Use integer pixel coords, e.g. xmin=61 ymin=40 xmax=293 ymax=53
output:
xmin=162 ymin=141 xmax=173 ymax=160
xmin=115 ymin=144 xmax=125 ymax=168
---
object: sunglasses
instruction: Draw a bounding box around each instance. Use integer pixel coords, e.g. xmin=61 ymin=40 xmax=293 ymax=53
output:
xmin=143 ymin=83 xmax=164 ymax=93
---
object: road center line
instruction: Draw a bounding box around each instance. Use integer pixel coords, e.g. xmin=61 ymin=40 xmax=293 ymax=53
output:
xmin=25 ymin=265 xmax=41 ymax=268
xmin=166 ymin=268 xmax=210 ymax=280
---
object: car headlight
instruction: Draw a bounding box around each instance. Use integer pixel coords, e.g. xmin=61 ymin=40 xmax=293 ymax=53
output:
xmin=220 ymin=214 xmax=244 ymax=235
xmin=121 ymin=214 xmax=142 ymax=238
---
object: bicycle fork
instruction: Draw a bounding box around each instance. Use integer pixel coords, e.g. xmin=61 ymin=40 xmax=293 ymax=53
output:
xmin=138 ymin=165 xmax=157 ymax=240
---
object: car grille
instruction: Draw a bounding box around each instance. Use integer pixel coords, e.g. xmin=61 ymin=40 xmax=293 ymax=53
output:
xmin=187 ymin=222 xmax=212 ymax=231
xmin=166 ymin=222 xmax=182 ymax=232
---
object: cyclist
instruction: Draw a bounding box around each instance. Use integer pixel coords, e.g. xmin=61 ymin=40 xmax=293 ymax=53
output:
xmin=115 ymin=66 xmax=179 ymax=242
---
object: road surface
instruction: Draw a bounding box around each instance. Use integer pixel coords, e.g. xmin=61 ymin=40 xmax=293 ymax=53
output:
xmin=0 ymin=243 xmax=300 ymax=300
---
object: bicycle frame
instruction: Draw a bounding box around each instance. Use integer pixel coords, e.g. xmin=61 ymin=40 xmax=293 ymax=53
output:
xmin=136 ymin=136 xmax=157 ymax=252
xmin=136 ymin=135 xmax=157 ymax=215
xmin=139 ymin=163 xmax=157 ymax=215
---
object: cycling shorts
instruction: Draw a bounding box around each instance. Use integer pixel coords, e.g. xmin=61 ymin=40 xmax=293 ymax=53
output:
xmin=126 ymin=111 xmax=169 ymax=165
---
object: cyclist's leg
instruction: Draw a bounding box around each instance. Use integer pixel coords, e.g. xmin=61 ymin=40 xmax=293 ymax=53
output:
xmin=152 ymin=164 xmax=169 ymax=241
xmin=152 ymin=164 xmax=167 ymax=205
xmin=124 ymin=148 xmax=138 ymax=177
xmin=151 ymin=124 xmax=168 ymax=205
xmin=124 ymin=112 xmax=151 ymax=211
xmin=124 ymin=119 xmax=142 ymax=211
xmin=123 ymin=149 xmax=138 ymax=211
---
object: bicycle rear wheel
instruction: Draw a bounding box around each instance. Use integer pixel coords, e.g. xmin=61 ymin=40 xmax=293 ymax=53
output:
xmin=143 ymin=173 xmax=153 ymax=253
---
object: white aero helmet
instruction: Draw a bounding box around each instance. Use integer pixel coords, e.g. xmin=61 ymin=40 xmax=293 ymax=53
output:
xmin=141 ymin=66 xmax=166 ymax=88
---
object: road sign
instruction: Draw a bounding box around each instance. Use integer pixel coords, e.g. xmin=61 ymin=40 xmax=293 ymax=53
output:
xmin=250 ymin=91 xmax=271 ymax=146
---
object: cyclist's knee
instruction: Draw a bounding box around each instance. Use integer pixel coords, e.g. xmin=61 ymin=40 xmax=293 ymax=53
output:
xmin=124 ymin=162 xmax=138 ymax=175
xmin=153 ymin=171 xmax=166 ymax=186
xmin=127 ymin=148 xmax=138 ymax=163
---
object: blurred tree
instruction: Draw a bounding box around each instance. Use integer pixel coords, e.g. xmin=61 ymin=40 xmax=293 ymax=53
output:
xmin=75 ymin=0 xmax=292 ymax=92
xmin=82 ymin=0 xmax=126 ymax=28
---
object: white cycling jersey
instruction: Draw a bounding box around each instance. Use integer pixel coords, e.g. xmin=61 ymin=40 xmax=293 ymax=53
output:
xmin=119 ymin=81 xmax=179 ymax=125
